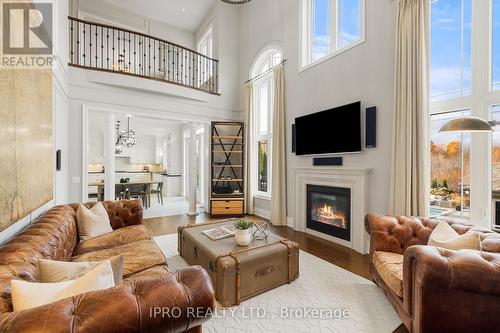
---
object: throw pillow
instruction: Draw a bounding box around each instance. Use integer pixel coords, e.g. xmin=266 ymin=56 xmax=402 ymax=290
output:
xmin=76 ymin=202 xmax=113 ymax=241
xmin=11 ymin=261 xmax=114 ymax=311
xmin=428 ymin=221 xmax=482 ymax=251
xmin=38 ymin=255 xmax=124 ymax=285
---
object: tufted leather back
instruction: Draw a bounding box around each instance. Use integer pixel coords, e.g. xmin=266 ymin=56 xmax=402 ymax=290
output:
xmin=68 ymin=200 xmax=143 ymax=230
xmin=0 ymin=205 xmax=78 ymax=313
xmin=0 ymin=200 xmax=143 ymax=314
xmin=365 ymin=214 xmax=500 ymax=255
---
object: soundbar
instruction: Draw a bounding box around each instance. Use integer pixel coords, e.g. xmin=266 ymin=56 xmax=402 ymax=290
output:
xmin=313 ymin=157 xmax=343 ymax=166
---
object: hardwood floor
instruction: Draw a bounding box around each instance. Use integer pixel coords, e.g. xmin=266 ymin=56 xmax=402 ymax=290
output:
xmin=144 ymin=213 xmax=408 ymax=333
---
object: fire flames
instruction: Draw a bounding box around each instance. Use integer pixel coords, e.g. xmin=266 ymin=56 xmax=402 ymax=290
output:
xmin=313 ymin=204 xmax=347 ymax=228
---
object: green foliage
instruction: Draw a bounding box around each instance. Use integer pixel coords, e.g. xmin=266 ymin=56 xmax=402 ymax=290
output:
xmin=259 ymin=144 xmax=267 ymax=177
xmin=234 ymin=219 xmax=254 ymax=230
xmin=431 ymin=179 xmax=439 ymax=189
xmin=442 ymin=179 xmax=448 ymax=189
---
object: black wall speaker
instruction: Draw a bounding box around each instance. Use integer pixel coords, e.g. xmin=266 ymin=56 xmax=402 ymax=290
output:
xmin=313 ymin=157 xmax=343 ymax=166
xmin=366 ymin=106 xmax=377 ymax=148
xmin=292 ymin=124 xmax=296 ymax=153
xmin=56 ymin=149 xmax=62 ymax=171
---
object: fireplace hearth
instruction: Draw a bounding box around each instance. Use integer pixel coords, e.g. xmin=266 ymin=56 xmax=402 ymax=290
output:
xmin=307 ymin=185 xmax=351 ymax=241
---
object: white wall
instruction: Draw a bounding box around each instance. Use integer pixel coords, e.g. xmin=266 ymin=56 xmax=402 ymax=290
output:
xmin=0 ymin=0 xmax=70 ymax=244
xmin=70 ymin=0 xmax=195 ymax=48
xmin=239 ymin=0 xmax=396 ymax=218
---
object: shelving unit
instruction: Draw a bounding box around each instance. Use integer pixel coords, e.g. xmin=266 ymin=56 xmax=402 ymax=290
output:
xmin=210 ymin=122 xmax=245 ymax=217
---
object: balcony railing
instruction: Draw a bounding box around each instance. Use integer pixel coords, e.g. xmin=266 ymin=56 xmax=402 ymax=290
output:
xmin=68 ymin=17 xmax=220 ymax=95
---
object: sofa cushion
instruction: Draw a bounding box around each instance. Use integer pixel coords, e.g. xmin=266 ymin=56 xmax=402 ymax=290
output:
xmin=428 ymin=221 xmax=482 ymax=251
xmin=75 ymin=225 xmax=152 ymax=255
xmin=124 ymin=265 xmax=170 ymax=281
xmin=11 ymin=261 xmax=114 ymax=311
xmin=76 ymin=203 xmax=114 ymax=241
xmin=38 ymin=255 xmax=124 ymax=285
xmin=71 ymin=240 xmax=166 ymax=276
xmin=373 ymin=251 xmax=404 ymax=298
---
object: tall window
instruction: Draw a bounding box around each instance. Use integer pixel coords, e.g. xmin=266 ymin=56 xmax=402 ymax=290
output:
xmin=430 ymin=1 xmax=500 ymax=227
xmin=301 ymin=0 xmax=364 ymax=68
xmin=251 ymin=49 xmax=282 ymax=197
xmin=430 ymin=110 xmax=471 ymax=218
xmin=430 ymin=0 xmax=472 ymax=101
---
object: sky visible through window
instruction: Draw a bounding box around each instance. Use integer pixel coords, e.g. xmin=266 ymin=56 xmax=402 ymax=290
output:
xmin=430 ymin=0 xmax=472 ymax=101
xmin=493 ymin=0 xmax=500 ymax=90
xmin=312 ymin=0 xmax=361 ymax=61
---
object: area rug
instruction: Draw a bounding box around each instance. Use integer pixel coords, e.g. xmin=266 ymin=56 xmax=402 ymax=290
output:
xmin=154 ymin=234 xmax=402 ymax=333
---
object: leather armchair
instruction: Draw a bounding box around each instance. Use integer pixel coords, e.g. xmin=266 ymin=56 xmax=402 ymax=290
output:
xmin=365 ymin=214 xmax=500 ymax=333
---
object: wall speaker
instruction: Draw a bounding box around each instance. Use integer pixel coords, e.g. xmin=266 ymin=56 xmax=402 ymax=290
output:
xmin=313 ymin=157 xmax=343 ymax=166
xmin=366 ymin=106 xmax=377 ymax=148
xmin=56 ymin=149 xmax=62 ymax=171
xmin=292 ymin=124 xmax=296 ymax=153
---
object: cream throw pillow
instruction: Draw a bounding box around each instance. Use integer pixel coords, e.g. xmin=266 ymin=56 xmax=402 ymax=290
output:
xmin=38 ymin=255 xmax=124 ymax=285
xmin=428 ymin=221 xmax=482 ymax=251
xmin=11 ymin=261 xmax=114 ymax=311
xmin=76 ymin=203 xmax=113 ymax=241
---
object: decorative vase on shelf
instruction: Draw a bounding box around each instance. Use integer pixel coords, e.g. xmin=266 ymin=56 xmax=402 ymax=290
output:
xmin=234 ymin=219 xmax=254 ymax=246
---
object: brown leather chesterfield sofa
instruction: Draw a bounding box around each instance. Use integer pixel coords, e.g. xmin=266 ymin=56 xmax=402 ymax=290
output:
xmin=365 ymin=214 xmax=500 ymax=333
xmin=0 ymin=200 xmax=215 ymax=333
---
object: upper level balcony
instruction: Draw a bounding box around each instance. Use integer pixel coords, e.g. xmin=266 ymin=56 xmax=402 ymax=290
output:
xmin=68 ymin=17 xmax=220 ymax=95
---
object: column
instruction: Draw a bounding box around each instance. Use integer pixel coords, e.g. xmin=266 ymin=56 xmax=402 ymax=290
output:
xmin=104 ymin=113 xmax=116 ymax=201
xmin=187 ymin=124 xmax=198 ymax=216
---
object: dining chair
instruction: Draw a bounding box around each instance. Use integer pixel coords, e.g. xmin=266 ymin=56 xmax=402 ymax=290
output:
xmin=115 ymin=184 xmax=127 ymax=200
xmin=151 ymin=182 xmax=164 ymax=205
xmin=128 ymin=184 xmax=148 ymax=208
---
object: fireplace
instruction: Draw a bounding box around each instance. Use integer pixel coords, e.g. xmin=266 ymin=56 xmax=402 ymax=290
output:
xmin=307 ymin=185 xmax=351 ymax=241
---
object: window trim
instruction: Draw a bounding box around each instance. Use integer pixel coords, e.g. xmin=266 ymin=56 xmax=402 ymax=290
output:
xmin=249 ymin=48 xmax=282 ymax=199
xmin=253 ymin=75 xmax=273 ymax=199
xmin=299 ymin=0 xmax=366 ymax=72
xmin=197 ymin=25 xmax=213 ymax=58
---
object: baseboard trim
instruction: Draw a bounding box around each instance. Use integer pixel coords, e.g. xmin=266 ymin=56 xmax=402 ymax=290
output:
xmin=254 ymin=207 xmax=271 ymax=220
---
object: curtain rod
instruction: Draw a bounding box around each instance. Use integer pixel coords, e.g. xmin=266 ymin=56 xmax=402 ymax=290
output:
xmin=244 ymin=59 xmax=287 ymax=85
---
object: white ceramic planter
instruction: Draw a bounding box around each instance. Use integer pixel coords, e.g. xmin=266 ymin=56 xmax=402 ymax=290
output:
xmin=235 ymin=228 xmax=252 ymax=246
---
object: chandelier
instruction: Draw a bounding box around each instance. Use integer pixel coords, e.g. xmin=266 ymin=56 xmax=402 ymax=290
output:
xmin=221 ymin=0 xmax=252 ymax=4
xmin=115 ymin=116 xmax=137 ymax=153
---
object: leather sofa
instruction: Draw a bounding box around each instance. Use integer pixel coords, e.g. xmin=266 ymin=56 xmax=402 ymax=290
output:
xmin=0 ymin=200 xmax=215 ymax=333
xmin=365 ymin=214 xmax=500 ymax=333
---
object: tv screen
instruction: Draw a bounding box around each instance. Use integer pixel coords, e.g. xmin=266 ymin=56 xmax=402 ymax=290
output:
xmin=295 ymin=102 xmax=362 ymax=156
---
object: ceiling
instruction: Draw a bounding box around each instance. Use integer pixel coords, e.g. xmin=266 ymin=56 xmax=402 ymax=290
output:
xmin=103 ymin=0 xmax=218 ymax=32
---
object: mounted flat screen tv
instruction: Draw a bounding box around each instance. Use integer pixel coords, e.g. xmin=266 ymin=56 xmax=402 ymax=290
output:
xmin=295 ymin=102 xmax=362 ymax=156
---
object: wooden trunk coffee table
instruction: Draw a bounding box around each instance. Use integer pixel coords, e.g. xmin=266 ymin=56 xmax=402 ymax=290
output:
xmin=178 ymin=221 xmax=299 ymax=307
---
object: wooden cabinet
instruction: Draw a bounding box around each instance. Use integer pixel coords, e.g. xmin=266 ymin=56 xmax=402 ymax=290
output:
xmin=210 ymin=122 xmax=245 ymax=217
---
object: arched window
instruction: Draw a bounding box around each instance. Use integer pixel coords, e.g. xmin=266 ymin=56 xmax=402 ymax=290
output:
xmin=250 ymin=48 xmax=282 ymax=197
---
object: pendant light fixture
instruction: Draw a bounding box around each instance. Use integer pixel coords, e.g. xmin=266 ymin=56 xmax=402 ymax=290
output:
xmin=120 ymin=116 xmax=137 ymax=148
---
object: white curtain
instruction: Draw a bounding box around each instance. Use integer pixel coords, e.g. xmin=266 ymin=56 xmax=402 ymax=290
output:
xmin=390 ymin=0 xmax=430 ymax=216
xmin=244 ymin=82 xmax=254 ymax=215
xmin=271 ymin=64 xmax=287 ymax=226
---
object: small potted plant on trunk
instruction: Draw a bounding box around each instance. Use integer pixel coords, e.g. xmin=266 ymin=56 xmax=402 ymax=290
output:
xmin=234 ymin=219 xmax=254 ymax=246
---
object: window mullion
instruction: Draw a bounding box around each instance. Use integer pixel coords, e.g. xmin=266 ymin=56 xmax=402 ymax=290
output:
xmin=331 ymin=0 xmax=337 ymax=51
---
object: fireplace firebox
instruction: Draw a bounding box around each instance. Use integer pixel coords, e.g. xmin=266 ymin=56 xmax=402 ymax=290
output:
xmin=307 ymin=185 xmax=351 ymax=241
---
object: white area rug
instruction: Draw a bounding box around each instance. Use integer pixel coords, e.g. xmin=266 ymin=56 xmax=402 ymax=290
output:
xmin=154 ymin=234 xmax=401 ymax=333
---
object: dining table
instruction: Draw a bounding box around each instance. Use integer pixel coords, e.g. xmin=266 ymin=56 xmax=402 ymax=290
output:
xmin=88 ymin=181 xmax=161 ymax=208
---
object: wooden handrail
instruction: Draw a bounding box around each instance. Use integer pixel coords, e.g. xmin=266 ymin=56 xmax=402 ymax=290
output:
xmin=68 ymin=16 xmax=220 ymax=95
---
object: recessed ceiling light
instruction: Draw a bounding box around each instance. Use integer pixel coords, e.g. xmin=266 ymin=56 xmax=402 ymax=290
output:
xmin=181 ymin=7 xmax=185 ymax=12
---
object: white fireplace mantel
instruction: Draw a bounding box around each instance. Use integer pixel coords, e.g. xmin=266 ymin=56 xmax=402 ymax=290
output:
xmin=292 ymin=167 xmax=371 ymax=254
